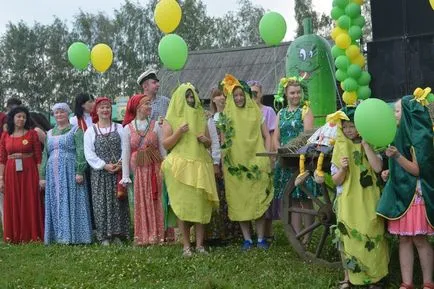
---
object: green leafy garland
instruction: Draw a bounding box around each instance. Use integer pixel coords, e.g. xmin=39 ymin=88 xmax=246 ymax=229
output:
xmin=216 ymin=112 xmax=261 ymax=180
xmin=330 ymin=221 xmax=384 ymax=284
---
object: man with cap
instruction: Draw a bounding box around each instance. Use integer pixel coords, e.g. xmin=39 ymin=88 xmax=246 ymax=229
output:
xmin=137 ymin=68 xmax=170 ymax=121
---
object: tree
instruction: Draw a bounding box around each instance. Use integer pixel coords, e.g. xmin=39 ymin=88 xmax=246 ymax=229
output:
xmin=361 ymin=1 xmax=372 ymax=43
xmin=176 ymin=0 xmax=215 ymax=50
xmin=294 ymin=0 xmax=332 ymax=38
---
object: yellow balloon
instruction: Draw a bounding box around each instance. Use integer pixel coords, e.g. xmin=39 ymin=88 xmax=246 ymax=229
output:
xmin=353 ymin=54 xmax=366 ymax=67
xmin=343 ymin=91 xmax=358 ymax=106
xmin=154 ymin=0 xmax=182 ymax=34
xmin=331 ymin=26 xmax=346 ymax=41
xmin=346 ymin=45 xmax=361 ymax=60
xmin=336 ymin=33 xmax=351 ymax=49
xmin=352 ymin=0 xmax=364 ymax=4
xmin=91 ymin=44 xmax=113 ymax=73
xmin=430 ymin=0 xmax=434 ymax=10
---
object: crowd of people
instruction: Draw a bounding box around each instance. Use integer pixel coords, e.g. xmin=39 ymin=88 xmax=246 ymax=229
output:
xmin=0 ymin=69 xmax=433 ymax=289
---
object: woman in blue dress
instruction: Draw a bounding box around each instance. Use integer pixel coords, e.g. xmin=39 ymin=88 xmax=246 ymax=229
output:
xmin=39 ymin=103 xmax=92 ymax=245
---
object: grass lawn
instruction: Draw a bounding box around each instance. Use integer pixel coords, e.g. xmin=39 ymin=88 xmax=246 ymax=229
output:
xmin=0 ymin=223 xmax=428 ymax=289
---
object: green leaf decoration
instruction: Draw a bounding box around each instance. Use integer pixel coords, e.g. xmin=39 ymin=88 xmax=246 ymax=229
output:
xmin=353 ymin=151 xmax=362 ymax=165
xmin=360 ymin=170 xmax=373 ymax=188
xmin=365 ymin=239 xmax=375 ymax=252
xmin=217 ymin=112 xmax=264 ymax=180
xmin=337 ymin=222 xmax=349 ymax=236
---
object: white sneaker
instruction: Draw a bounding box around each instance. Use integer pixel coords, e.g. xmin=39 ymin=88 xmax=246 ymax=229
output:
xmin=101 ymin=239 xmax=110 ymax=246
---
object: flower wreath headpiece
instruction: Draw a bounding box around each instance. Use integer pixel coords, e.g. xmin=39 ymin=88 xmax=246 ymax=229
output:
xmin=413 ymin=87 xmax=434 ymax=106
xmin=274 ymin=76 xmax=308 ymax=110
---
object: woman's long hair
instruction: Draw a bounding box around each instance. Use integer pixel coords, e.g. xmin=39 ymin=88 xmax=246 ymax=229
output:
xmin=74 ymin=93 xmax=94 ymax=118
xmin=7 ymin=106 xmax=31 ymax=135
xmin=29 ymin=111 xmax=51 ymax=132
xmin=209 ymin=87 xmax=224 ymax=115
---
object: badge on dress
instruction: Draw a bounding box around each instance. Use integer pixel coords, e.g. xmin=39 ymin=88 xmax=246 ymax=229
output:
xmin=15 ymin=159 xmax=23 ymax=172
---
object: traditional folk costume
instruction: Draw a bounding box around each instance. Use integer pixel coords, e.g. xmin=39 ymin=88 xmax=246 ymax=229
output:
xmin=41 ymin=103 xmax=92 ymax=245
xmin=84 ymin=97 xmax=130 ymax=242
xmin=121 ymin=94 xmax=172 ymax=245
xmin=1 ymin=128 xmax=43 ymax=243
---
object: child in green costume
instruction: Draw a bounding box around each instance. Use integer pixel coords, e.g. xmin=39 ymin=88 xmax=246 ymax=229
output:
xmin=161 ymin=83 xmax=219 ymax=257
xmin=377 ymin=89 xmax=434 ymax=289
xmin=331 ymin=107 xmax=389 ymax=289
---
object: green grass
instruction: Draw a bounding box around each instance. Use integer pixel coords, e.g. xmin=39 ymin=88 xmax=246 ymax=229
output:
xmin=0 ymin=223 xmax=427 ymax=289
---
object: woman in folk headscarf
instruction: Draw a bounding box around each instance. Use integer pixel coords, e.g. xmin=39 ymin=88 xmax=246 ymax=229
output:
xmin=218 ymin=74 xmax=273 ymax=250
xmin=161 ymin=83 xmax=219 ymax=256
xmin=39 ymin=103 xmax=92 ymax=245
xmin=120 ymin=94 xmax=173 ymax=245
xmin=84 ymin=97 xmax=130 ymax=245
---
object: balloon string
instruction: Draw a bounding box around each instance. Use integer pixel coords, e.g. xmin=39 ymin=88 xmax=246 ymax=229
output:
xmin=273 ymin=47 xmax=278 ymax=86
xmin=326 ymin=51 xmax=344 ymax=108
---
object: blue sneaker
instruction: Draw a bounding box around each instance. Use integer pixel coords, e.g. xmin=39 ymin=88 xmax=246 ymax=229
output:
xmin=257 ymin=239 xmax=269 ymax=250
xmin=241 ymin=240 xmax=253 ymax=251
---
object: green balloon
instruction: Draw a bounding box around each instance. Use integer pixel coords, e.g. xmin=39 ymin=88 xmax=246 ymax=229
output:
xmin=158 ymin=34 xmax=188 ymax=71
xmin=345 ymin=3 xmax=361 ymax=18
xmin=347 ymin=64 xmax=362 ymax=79
xmin=343 ymin=77 xmax=358 ymax=91
xmin=259 ymin=12 xmax=287 ymax=46
xmin=335 ymin=0 xmax=349 ymax=9
xmin=331 ymin=45 xmax=345 ymax=58
xmin=358 ymin=71 xmax=371 ymax=86
xmin=336 ymin=69 xmax=348 ymax=82
xmin=428 ymin=93 xmax=434 ymax=103
xmin=354 ymin=98 xmax=397 ymax=147
xmin=357 ymin=86 xmax=371 ymax=100
xmin=352 ymin=15 xmax=366 ymax=28
xmin=67 ymin=42 xmax=90 ymax=70
xmin=335 ymin=55 xmax=350 ymax=70
xmin=331 ymin=7 xmax=345 ymax=20
xmin=349 ymin=26 xmax=362 ymax=40
xmin=337 ymin=15 xmax=351 ymax=30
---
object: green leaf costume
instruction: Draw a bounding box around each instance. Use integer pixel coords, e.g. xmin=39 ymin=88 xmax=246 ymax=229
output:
xmin=377 ymin=95 xmax=434 ymax=227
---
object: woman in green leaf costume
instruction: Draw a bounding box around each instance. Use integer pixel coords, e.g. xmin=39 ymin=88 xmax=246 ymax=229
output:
xmin=217 ymin=74 xmax=273 ymax=250
xmin=377 ymin=91 xmax=434 ymax=289
xmin=331 ymin=107 xmax=389 ymax=288
xmin=161 ymin=83 xmax=219 ymax=256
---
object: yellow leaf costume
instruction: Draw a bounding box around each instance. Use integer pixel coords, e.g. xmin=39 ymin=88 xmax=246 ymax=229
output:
xmin=331 ymin=108 xmax=389 ymax=285
xmin=162 ymin=83 xmax=219 ymax=224
xmin=220 ymin=75 xmax=273 ymax=221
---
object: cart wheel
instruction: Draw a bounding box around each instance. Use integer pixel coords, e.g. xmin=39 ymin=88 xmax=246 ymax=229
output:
xmin=281 ymin=171 xmax=341 ymax=267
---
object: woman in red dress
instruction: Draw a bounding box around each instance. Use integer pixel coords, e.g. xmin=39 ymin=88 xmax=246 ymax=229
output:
xmin=0 ymin=106 xmax=43 ymax=243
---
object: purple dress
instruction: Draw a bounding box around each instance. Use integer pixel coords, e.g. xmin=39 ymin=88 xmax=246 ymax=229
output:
xmin=261 ymin=106 xmax=280 ymax=221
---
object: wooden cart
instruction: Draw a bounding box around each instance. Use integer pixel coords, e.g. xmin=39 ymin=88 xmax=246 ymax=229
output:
xmin=261 ymin=147 xmax=341 ymax=267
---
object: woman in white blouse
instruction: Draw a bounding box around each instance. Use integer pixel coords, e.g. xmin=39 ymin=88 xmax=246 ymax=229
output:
xmin=83 ymin=97 xmax=130 ymax=245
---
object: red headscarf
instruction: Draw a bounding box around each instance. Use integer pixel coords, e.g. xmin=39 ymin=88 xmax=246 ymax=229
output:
xmin=122 ymin=94 xmax=150 ymax=126
xmin=91 ymin=97 xmax=112 ymax=123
